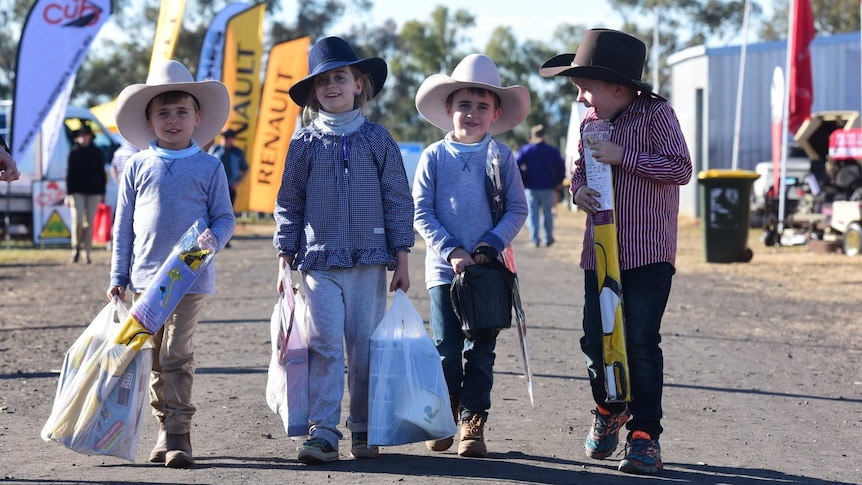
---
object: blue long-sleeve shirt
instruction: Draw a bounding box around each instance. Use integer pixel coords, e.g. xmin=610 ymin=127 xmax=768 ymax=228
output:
xmin=413 ymin=133 xmax=528 ymax=289
xmin=110 ymin=141 xmax=236 ymax=293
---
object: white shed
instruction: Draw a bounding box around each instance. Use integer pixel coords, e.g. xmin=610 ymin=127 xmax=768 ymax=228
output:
xmin=668 ymin=32 xmax=861 ymax=217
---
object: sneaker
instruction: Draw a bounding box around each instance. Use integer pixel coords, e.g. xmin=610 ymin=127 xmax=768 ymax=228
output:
xmin=618 ymin=431 xmax=662 ymax=475
xmin=584 ymin=407 xmax=630 ymax=459
xmin=457 ymin=414 xmax=487 ymax=457
xmin=297 ymin=438 xmax=338 ymax=464
xmin=350 ymin=432 xmax=379 ymax=459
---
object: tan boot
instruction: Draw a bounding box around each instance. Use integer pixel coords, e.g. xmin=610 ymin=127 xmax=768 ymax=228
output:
xmin=425 ymin=396 xmax=459 ymax=451
xmin=165 ymin=432 xmax=194 ymax=468
xmin=148 ymin=422 xmax=167 ymax=463
xmin=457 ymin=414 xmax=487 ymax=457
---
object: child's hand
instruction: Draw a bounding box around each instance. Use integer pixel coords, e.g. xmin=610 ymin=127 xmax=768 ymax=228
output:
xmin=106 ymin=285 xmax=126 ymax=302
xmin=197 ymin=228 xmax=218 ymax=250
xmin=448 ymin=247 xmax=474 ymax=274
xmin=588 ymin=139 xmax=624 ymax=166
xmin=389 ymin=265 xmax=410 ymax=292
xmin=276 ymin=254 xmax=294 ymax=293
xmin=574 ymin=186 xmax=603 ymax=215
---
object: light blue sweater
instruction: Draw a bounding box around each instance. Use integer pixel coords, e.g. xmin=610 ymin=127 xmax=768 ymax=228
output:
xmin=413 ymin=133 xmax=528 ymax=289
xmin=110 ymin=141 xmax=236 ymax=294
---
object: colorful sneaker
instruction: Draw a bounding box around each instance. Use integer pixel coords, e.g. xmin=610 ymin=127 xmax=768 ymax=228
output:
xmin=618 ymin=431 xmax=662 ymax=475
xmin=584 ymin=407 xmax=630 ymax=459
xmin=350 ymin=432 xmax=379 ymax=459
xmin=297 ymin=438 xmax=338 ymax=464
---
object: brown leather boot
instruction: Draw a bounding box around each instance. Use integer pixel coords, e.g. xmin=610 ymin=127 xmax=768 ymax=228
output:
xmin=148 ymin=422 xmax=167 ymax=463
xmin=457 ymin=414 xmax=487 ymax=457
xmin=425 ymin=396 xmax=459 ymax=452
xmin=165 ymin=432 xmax=194 ymax=468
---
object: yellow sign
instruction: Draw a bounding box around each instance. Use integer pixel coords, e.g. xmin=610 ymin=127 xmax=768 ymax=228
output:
xmin=41 ymin=210 xmax=71 ymax=239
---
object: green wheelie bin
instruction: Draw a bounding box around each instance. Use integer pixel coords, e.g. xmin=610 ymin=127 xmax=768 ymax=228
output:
xmin=697 ymin=169 xmax=760 ymax=263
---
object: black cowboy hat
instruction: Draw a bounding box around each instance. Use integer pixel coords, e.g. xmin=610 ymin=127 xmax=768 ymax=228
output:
xmin=539 ymin=29 xmax=662 ymax=99
xmin=288 ymin=36 xmax=388 ymax=107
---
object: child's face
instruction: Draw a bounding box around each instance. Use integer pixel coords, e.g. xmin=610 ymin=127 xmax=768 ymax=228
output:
xmin=313 ymin=67 xmax=361 ymax=114
xmin=571 ymin=77 xmax=628 ymax=120
xmin=148 ymin=95 xmax=201 ymax=150
xmin=446 ymin=88 xmax=501 ymax=144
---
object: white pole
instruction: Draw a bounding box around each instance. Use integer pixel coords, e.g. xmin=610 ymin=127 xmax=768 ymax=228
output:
xmin=779 ymin=0 xmax=797 ymax=235
xmin=653 ymin=7 xmax=660 ymax=92
xmin=731 ymin=0 xmax=751 ymax=170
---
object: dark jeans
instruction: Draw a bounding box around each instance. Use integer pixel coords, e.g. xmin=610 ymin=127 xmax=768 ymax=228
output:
xmin=429 ymin=284 xmax=496 ymax=421
xmin=581 ymin=262 xmax=674 ymax=440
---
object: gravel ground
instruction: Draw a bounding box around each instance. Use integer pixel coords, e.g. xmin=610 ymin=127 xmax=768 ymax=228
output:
xmin=1 ymin=207 xmax=860 ymax=484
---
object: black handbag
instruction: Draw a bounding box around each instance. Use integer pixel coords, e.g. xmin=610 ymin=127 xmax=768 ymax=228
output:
xmin=450 ymin=257 xmax=515 ymax=342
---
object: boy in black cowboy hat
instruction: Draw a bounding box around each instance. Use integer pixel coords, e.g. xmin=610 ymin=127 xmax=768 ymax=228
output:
xmin=541 ymin=28 xmax=693 ymax=475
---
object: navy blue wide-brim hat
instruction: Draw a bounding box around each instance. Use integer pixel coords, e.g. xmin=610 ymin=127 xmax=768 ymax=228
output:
xmin=539 ymin=28 xmax=663 ymax=100
xmin=288 ymin=36 xmax=388 ymax=106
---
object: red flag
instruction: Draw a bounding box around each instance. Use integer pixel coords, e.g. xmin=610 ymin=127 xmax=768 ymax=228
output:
xmin=788 ymin=0 xmax=815 ymax=134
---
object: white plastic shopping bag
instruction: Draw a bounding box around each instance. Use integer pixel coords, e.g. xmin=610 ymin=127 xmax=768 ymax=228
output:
xmin=265 ymin=270 xmax=310 ymax=438
xmin=41 ymin=298 xmax=153 ymax=462
xmin=368 ymin=290 xmax=457 ymax=446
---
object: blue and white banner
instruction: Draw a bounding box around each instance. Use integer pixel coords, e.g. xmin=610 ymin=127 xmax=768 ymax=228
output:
xmin=11 ymin=0 xmax=112 ymax=164
xmin=197 ymin=2 xmax=249 ymax=81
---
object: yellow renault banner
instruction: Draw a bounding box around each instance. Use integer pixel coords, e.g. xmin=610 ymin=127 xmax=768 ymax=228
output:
xmin=148 ymin=0 xmax=186 ymax=75
xmin=221 ymin=3 xmax=264 ymax=212
xmin=247 ymin=37 xmax=310 ymax=213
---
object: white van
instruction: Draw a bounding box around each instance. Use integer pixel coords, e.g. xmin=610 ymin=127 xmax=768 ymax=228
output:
xmin=0 ymin=100 xmax=118 ymax=240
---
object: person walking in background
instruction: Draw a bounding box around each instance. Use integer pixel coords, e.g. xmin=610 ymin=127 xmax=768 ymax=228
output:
xmin=107 ymin=60 xmax=235 ymax=469
xmin=209 ymin=128 xmax=248 ymax=247
xmin=413 ymin=53 xmax=529 ymax=458
xmin=541 ymin=28 xmax=693 ymax=475
xmin=273 ymin=36 xmax=414 ymax=465
xmin=109 ymin=136 xmax=140 ymax=186
xmin=65 ymin=124 xmax=106 ymax=264
xmin=208 ymin=128 xmax=248 ymax=208
xmin=516 ymin=124 xmax=565 ymax=247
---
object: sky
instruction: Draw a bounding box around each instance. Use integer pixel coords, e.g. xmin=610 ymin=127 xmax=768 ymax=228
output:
xmin=333 ymin=0 xmax=627 ymax=48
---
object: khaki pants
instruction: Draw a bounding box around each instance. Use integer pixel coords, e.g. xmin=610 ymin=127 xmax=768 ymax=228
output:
xmin=69 ymin=193 xmax=101 ymax=254
xmin=135 ymin=292 xmax=206 ymax=434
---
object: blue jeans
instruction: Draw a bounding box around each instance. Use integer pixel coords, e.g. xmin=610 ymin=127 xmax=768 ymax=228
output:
xmin=429 ymin=284 xmax=496 ymax=420
xmin=525 ymin=189 xmax=556 ymax=245
xmin=580 ymin=263 xmax=674 ymax=440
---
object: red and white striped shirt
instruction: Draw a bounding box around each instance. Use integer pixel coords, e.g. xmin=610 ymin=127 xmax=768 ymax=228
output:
xmin=571 ymin=95 xmax=693 ymax=270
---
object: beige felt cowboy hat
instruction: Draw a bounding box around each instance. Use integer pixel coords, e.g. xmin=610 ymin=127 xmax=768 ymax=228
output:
xmin=539 ymin=28 xmax=663 ymax=100
xmin=115 ymin=60 xmax=230 ymax=150
xmin=415 ymin=54 xmax=531 ymax=135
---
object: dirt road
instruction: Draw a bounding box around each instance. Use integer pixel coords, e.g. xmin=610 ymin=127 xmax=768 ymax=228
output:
xmin=1 ymin=209 xmax=860 ymax=484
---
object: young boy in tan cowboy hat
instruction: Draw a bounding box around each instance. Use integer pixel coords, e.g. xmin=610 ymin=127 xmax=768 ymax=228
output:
xmin=413 ymin=53 xmax=529 ymax=457
xmin=107 ymin=60 xmax=236 ymax=468
xmin=541 ymin=28 xmax=692 ymax=475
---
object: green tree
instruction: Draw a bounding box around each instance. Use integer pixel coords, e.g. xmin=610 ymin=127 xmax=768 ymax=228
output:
xmin=759 ymin=0 xmax=860 ymax=40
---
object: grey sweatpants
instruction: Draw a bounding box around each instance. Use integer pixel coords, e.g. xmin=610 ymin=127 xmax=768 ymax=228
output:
xmin=302 ymin=265 xmax=387 ymax=450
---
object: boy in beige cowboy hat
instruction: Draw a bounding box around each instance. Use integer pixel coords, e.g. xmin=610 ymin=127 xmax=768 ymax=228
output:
xmin=107 ymin=60 xmax=236 ymax=468
xmin=541 ymin=28 xmax=692 ymax=475
xmin=413 ymin=53 xmax=530 ymax=457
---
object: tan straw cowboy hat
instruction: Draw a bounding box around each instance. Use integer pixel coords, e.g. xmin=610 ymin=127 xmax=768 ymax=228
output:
xmin=415 ymin=54 xmax=530 ymax=135
xmin=115 ymin=60 xmax=230 ymax=150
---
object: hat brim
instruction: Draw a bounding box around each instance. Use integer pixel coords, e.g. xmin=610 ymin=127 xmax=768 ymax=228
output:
xmin=415 ymin=75 xmax=531 ymax=136
xmin=115 ymin=80 xmax=230 ymax=151
xmin=539 ymin=54 xmax=662 ymax=100
xmin=288 ymin=57 xmax=388 ymax=106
